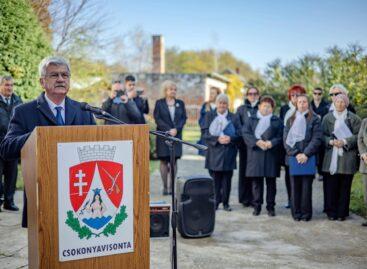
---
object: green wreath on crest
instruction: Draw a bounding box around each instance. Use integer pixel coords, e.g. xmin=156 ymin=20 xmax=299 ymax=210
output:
xmin=65 ymin=205 xmax=128 ymax=239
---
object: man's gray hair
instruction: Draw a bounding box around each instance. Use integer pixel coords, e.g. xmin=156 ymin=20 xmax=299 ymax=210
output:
xmin=216 ymin=93 xmax=229 ymax=104
xmin=38 ymin=56 xmax=71 ymax=77
xmin=329 ymin=83 xmax=348 ymax=95
xmin=0 ymin=75 xmax=13 ymax=85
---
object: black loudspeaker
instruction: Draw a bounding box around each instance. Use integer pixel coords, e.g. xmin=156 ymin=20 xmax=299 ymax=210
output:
xmin=176 ymin=175 xmax=216 ymax=238
xmin=150 ymin=203 xmax=170 ymax=237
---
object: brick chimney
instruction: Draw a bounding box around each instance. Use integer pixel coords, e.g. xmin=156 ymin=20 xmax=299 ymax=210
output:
xmin=152 ymin=35 xmax=165 ymax=73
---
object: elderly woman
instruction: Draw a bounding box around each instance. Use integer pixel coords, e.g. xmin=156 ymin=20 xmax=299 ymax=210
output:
xmin=280 ymin=85 xmax=307 ymax=209
xmin=322 ymin=93 xmax=361 ymax=221
xmin=284 ymin=94 xmax=322 ymax=221
xmin=153 ymin=80 xmax=187 ymax=195
xmin=235 ymin=87 xmax=260 ymax=207
xmin=197 ymin=87 xmax=221 ymax=155
xmin=328 ymin=84 xmax=356 ymax=113
xmin=358 ymin=118 xmax=367 ymax=226
xmin=203 ymin=93 xmax=238 ymax=211
xmin=243 ymin=96 xmax=283 ymax=216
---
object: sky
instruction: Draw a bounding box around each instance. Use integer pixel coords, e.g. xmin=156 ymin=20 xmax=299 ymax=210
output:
xmin=100 ymin=0 xmax=367 ymax=72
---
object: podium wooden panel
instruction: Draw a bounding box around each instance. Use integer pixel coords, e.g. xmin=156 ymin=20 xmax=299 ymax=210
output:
xmin=21 ymin=125 xmax=150 ymax=269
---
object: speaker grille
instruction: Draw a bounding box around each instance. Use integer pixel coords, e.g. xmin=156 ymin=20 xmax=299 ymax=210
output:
xmin=177 ymin=176 xmax=215 ymax=238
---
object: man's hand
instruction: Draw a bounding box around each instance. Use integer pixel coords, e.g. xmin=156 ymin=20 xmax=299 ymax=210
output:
xmin=264 ymin=141 xmax=272 ymax=149
xmin=120 ymin=94 xmax=128 ymax=103
xmin=110 ymin=90 xmax=117 ymax=99
xmin=169 ymin=128 xmax=177 ymax=137
xmin=361 ymin=153 xmax=367 ymax=164
xmin=333 ymin=139 xmax=345 ymax=148
xmin=218 ymin=135 xmax=230 ymax=144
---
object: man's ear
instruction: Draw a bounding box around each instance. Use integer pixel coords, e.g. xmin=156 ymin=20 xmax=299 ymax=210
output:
xmin=39 ymin=78 xmax=44 ymax=87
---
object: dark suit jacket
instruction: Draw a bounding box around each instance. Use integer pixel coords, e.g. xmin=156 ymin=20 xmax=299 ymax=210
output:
xmin=203 ymin=110 xmax=239 ymax=171
xmin=0 ymin=93 xmax=96 ymax=160
xmin=311 ymin=99 xmax=330 ymax=120
xmin=242 ymin=115 xmax=283 ymax=177
xmin=153 ymin=98 xmax=187 ymax=158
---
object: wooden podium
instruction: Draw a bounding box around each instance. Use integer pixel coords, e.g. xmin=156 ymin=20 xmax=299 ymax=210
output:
xmin=21 ymin=125 xmax=150 ymax=269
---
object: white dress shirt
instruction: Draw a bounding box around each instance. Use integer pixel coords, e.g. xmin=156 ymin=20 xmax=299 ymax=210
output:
xmin=44 ymin=93 xmax=66 ymax=123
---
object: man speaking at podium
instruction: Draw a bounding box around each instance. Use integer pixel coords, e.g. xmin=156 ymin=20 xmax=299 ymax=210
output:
xmin=0 ymin=56 xmax=96 ymax=227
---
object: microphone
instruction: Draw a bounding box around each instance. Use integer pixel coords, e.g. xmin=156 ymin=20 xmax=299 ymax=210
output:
xmin=80 ymin=102 xmax=107 ymax=115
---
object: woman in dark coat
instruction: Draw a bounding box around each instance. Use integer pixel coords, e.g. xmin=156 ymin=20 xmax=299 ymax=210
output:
xmin=279 ymin=84 xmax=307 ymax=209
xmin=197 ymin=87 xmax=221 ymax=155
xmin=284 ymin=94 xmax=322 ymax=221
xmin=234 ymin=87 xmax=259 ymax=207
xmin=153 ymin=80 xmax=187 ymax=195
xmin=203 ymin=93 xmax=238 ymax=211
xmin=322 ymin=93 xmax=361 ymax=221
xmin=243 ymin=96 xmax=283 ymax=216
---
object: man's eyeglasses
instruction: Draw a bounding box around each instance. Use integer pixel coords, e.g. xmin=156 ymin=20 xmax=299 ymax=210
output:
xmin=329 ymin=92 xmax=341 ymax=97
xmin=45 ymin=73 xmax=70 ymax=79
xmin=313 ymin=92 xmax=322 ymax=96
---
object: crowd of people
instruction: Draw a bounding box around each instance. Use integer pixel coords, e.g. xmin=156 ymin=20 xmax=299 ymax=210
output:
xmin=0 ymin=56 xmax=366 ymax=228
xmin=197 ymin=83 xmax=367 ymax=225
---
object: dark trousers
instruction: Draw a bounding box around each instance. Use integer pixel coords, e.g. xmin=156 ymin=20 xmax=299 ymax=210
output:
xmin=0 ymin=157 xmax=18 ymax=205
xmin=209 ymin=170 xmax=233 ymax=207
xmin=325 ymin=173 xmax=353 ymax=218
xmin=284 ymin=166 xmax=291 ymax=203
xmin=238 ymin=148 xmax=253 ymax=204
xmin=252 ymin=177 xmax=276 ymax=211
xmin=290 ymin=175 xmax=313 ymax=220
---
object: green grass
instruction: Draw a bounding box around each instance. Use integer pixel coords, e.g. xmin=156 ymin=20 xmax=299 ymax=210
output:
xmin=16 ymin=160 xmax=160 ymax=191
xmin=183 ymin=125 xmax=201 ymax=143
xmin=350 ymin=173 xmax=367 ymax=217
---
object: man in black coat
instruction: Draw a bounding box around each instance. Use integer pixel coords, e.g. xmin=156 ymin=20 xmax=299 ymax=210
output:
xmin=234 ymin=87 xmax=259 ymax=207
xmin=0 ymin=76 xmax=23 ymax=212
xmin=102 ymin=77 xmax=145 ymax=124
xmin=0 ymin=56 xmax=95 ymax=227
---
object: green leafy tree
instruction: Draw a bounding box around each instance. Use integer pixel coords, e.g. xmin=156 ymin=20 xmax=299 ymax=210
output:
xmin=0 ymin=0 xmax=52 ymax=100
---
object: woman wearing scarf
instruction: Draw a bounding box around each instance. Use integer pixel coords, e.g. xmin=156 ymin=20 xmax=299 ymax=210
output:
xmin=358 ymin=117 xmax=367 ymax=227
xmin=197 ymin=87 xmax=221 ymax=156
xmin=203 ymin=94 xmax=239 ymax=211
xmin=234 ymin=87 xmax=260 ymax=207
xmin=284 ymin=94 xmax=322 ymax=221
xmin=328 ymin=84 xmax=356 ymax=113
xmin=243 ymin=96 xmax=283 ymax=216
xmin=322 ymin=93 xmax=361 ymax=221
xmin=280 ymin=85 xmax=307 ymax=209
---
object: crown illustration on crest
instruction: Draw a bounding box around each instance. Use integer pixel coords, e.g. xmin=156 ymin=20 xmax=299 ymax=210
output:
xmin=77 ymin=145 xmax=116 ymax=162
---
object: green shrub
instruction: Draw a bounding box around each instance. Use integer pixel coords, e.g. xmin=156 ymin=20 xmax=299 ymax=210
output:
xmin=350 ymin=173 xmax=367 ymax=218
xmin=0 ymin=0 xmax=52 ymax=101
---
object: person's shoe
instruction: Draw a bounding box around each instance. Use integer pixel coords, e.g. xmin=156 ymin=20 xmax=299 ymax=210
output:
xmin=3 ymin=203 xmax=19 ymax=211
xmin=317 ymin=174 xmax=323 ymax=181
xmin=242 ymin=202 xmax=252 ymax=207
xmin=267 ymin=209 xmax=275 ymax=217
xmin=294 ymin=217 xmax=301 ymax=221
xmin=328 ymin=216 xmax=337 ymax=221
xmin=223 ymin=205 xmax=232 ymax=212
xmin=253 ymin=209 xmax=261 ymax=216
xmin=301 ymin=218 xmax=311 ymax=222
xmin=338 ymin=217 xmax=346 ymax=221
xmin=284 ymin=202 xmax=291 ymax=209
xmin=361 ymin=221 xmax=367 ymax=227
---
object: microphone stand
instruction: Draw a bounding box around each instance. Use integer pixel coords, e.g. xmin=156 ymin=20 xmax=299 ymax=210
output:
xmin=93 ymin=110 xmax=207 ymax=269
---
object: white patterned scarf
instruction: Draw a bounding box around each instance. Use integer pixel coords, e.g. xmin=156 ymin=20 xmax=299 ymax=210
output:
xmin=209 ymin=110 xmax=229 ymax=136
xmin=255 ymin=111 xmax=272 ymax=139
xmin=329 ymin=109 xmax=353 ymax=175
xmin=284 ymin=101 xmax=296 ymax=126
xmin=286 ymin=110 xmax=308 ymax=148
